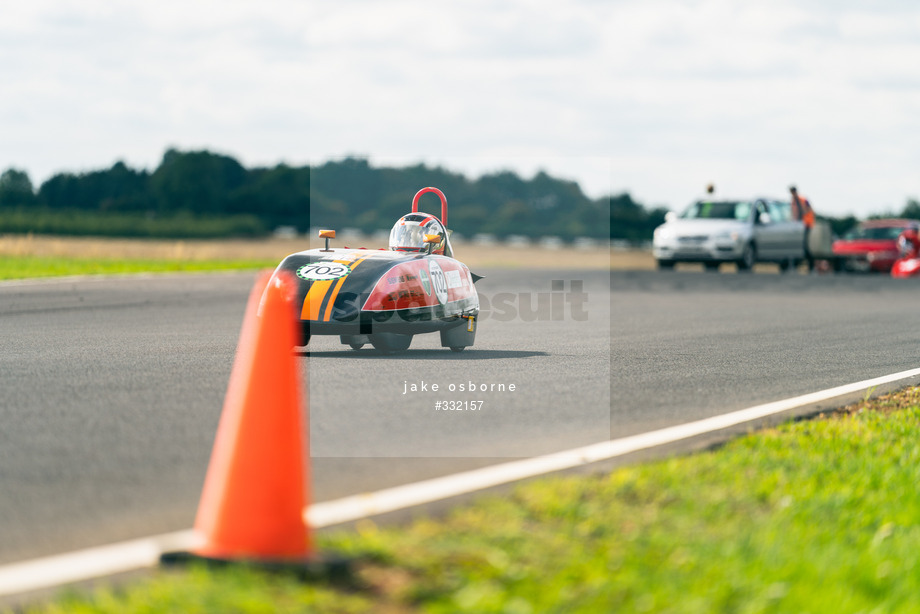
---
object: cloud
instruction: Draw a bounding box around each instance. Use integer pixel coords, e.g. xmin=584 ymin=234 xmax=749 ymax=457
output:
xmin=1 ymin=0 xmax=919 ymax=216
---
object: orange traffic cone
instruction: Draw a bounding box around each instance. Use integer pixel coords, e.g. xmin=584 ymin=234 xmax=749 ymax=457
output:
xmin=193 ymin=269 xmax=308 ymax=559
xmin=162 ymin=271 xmax=344 ymax=576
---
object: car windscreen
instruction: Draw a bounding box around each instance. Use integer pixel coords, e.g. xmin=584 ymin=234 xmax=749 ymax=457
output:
xmin=844 ymin=226 xmax=912 ymax=240
xmin=681 ymin=201 xmax=752 ymax=221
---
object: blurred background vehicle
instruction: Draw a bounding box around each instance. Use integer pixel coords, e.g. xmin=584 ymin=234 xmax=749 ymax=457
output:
xmin=891 ymin=228 xmax=920 ymax=278
xmin=831 ymin=219 xmax=920 ymax=273
xmin=652 ymin=198 xmax=805 ymax=272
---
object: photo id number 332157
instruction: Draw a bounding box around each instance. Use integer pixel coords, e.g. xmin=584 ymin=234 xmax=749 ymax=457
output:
xmin=434 ymin=400 xmax=483 ymax=411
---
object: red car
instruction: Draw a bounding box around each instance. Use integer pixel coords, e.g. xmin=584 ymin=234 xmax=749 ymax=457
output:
xmin=832 ymin=219 xmax=920 ymax=273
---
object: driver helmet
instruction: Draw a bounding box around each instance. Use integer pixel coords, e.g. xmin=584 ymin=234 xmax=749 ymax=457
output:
xmin=389 ymin=213 xmax=446 ymax=254
xmin=898 ymin=228 xmax=920 ymax=258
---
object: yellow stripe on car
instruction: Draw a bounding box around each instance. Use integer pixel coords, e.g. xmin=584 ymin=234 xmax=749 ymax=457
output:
xmin=300 ymin=256 xmax=369 ymax=322
xmin=321 ymin=257 xmax=368 ymax=321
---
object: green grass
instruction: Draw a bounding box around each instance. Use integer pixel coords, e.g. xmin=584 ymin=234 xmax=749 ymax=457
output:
xmin=0 ymin=255 xmax=277 ymax=280
xmin=16 ymin=389 xmax=920 ymax=613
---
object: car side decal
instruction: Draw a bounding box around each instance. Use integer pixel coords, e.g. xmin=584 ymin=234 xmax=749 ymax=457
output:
xmin=428 ymin=259 xmax=448 ymax=305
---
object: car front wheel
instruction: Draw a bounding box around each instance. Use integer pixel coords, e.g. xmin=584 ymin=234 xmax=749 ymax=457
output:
xmin=737 ymin=243 xmax=756 ymax=271
xmin=369 ymin=333 xmax=413 ymax=354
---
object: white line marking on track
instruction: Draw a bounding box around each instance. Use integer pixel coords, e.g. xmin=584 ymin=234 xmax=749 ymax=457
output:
xmin=3 ymin=366 xmax=920 ymax=598
xmin=308 ymin=366 xmax=920 ymax=526
xmin=0 ymin=531 xmax=200 ymax=597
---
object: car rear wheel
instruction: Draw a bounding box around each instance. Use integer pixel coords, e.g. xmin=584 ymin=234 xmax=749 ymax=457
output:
xmin=657 ymin=259 xmax=675 ymax=270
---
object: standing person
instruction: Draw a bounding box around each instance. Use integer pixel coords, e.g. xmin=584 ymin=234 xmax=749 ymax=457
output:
xmin=789 ymin=185 xmax=815 ymax=271
xmin=891 ymin=229 xmax=920 ymax=277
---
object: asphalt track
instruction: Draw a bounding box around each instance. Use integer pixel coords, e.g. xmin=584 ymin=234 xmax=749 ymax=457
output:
xmin=0 ymin=269 xmax=608 ymax=566
xmin=2 ymin=268 xmax=920 ymax=570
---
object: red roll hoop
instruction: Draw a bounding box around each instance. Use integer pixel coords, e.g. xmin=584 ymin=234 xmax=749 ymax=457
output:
xmin=411 ymin=187 xmax=448 ymax=228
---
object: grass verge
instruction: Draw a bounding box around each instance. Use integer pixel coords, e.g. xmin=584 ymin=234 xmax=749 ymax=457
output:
xmin=0 ymin=255 xmax=277 ymax=280
xmin=14 ymin=387 xmax=920 ymax=613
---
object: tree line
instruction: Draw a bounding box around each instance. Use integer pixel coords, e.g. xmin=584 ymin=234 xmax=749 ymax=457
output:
xmin=4 ymin=148 xmax=910 ymax=241
xmin=0 ymin=149 xmax=661 ymax=241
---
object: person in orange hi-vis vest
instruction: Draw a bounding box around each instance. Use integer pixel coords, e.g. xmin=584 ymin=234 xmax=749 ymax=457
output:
xmin=789 ymin=185 xmax=815 ymax=271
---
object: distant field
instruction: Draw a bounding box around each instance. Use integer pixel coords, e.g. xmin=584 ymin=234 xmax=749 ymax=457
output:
xmin=0 ymin=234 xmax=810 ymax=278
xmin=0 ymin=234 xmax=617 ymax=272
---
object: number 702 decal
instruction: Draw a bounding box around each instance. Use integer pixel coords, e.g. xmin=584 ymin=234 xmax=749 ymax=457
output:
xmin=296 ymin=262 xmax=351 ymax=281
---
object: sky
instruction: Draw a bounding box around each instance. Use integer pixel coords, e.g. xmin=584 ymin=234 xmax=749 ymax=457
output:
xmin=2 ymin=0 xmax=919 ymax=218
